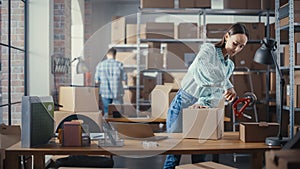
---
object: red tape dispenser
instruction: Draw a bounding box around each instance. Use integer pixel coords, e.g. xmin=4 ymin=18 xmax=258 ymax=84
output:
xmin=232 ymin=92 xmax=257 ymax=119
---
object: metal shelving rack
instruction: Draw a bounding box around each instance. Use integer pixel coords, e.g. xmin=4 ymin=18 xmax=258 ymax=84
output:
xmin=276 ymin=0 xmax=300 ymax=137
xmin=135 ymin=7 xmax=275 ymax=115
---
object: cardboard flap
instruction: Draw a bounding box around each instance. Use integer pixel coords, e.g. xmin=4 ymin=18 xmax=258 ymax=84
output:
xmin=0 ymin=124 xmax=21 ymax=135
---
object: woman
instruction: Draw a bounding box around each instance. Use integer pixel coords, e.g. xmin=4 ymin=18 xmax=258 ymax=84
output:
xmin=163 ymin=23 xmax=249 ymax=169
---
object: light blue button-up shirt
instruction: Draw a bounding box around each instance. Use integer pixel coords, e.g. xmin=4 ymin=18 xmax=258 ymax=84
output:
xmin=94 ymin=58 xmax=127 ymax=99
xmin=181 ymin=43 xmax=234 ymax=107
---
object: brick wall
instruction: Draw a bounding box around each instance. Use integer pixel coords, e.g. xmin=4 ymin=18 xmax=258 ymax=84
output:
xmin=0 ymin=0 xmax=25 ymax=125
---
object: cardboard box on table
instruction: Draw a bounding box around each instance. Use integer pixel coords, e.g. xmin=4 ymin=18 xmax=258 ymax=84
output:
xmin=176 ymin=161 xmax=237 ymax=169
xmin=265 ymin=150 xmax=300 ymax=169
xmin=0 ymin=124 xmax=21 ymax=169
xmin=183 ymin=107 xmax=224 ymax=140
xmin=239 ymin=122 xmax=279 ymax=142
xmin=59 ymin=86 xmax=99 ymax=112
xmin=54 ymin=111 xmax=103 ymax=133
xmin=151 ymin=85 xmax=178 ymax=119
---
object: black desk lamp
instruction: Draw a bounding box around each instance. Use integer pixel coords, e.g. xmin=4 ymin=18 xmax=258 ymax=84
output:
xmin=254 ymin=37 xmax=290 ymax=146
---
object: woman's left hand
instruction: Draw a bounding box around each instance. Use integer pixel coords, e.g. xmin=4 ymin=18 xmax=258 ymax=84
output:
xmin=224 ymin=88 xmax=237 ymax=102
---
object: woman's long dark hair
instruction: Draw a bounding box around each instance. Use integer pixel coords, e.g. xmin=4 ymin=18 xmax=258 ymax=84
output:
xmin=215 ymin=23 xmax=249 ymax=48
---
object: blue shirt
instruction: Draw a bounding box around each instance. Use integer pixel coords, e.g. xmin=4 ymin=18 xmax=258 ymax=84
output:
xmin=94 ymin=58 xmax=127 ymax=99
xmin=181 ymin=43 xmax=235 ymax=107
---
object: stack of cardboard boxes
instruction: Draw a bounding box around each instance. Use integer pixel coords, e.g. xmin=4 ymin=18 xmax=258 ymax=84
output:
xmin=55 ymin=86 xmax=102 ymax=132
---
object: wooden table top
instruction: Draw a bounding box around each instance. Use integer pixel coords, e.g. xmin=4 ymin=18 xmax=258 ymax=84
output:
xmin=6 ymin=132 xmax=279 ymax=156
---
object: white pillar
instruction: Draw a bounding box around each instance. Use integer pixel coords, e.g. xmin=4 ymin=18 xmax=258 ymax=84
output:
xmin=28 ymin=0 xmax=52 ymax=96
xmin=71 ymin=0 xmax=85 ymax=85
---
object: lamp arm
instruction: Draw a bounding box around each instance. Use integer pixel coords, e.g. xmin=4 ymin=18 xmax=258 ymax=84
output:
xmin=270 ymin=50 xmax=283 ymax=79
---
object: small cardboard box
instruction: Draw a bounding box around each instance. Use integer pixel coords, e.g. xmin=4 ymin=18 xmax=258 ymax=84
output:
xmin=151 ymin=85 xmax=178 ymax=119
xmin=176 ymin=161 xmax=237 ymax=169
xmin=63 ymin=121 xmax=82 ymax=147
xmin=140 ymin=0 xmax=174 ymax=8
xmin=0 ymin=124 xmax=21 ymax=169
xmin=265 ymin=150 xmax=300 ymax=169
xmin=59 ymin=86 xmax=99 ymax=112
xmin=239 ymin=122 xmax=279 ymax=142
xmin=183 ymin=108 xmax=224 ymax=140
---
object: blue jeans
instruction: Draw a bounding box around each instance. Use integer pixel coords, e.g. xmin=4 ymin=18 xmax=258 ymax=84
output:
xmin=101 ymin=96 xmax=123 ymax=116
xmin=163 ymin=89 xmax=206 ymax=169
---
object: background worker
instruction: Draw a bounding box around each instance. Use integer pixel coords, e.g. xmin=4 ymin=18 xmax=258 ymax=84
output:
xmin=94 ymin=47 xmax=127 ymax=117
xmin=163 ymin=23 xmax=249 ymax=169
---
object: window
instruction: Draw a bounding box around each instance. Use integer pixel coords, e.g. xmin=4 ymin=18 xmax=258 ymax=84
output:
xmin=0 ymin=0 xmax=26 ymax=125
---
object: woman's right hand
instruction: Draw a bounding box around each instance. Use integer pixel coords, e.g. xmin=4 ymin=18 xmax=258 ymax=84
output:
xmin=189 ymin=104 xmax=208 ymax=109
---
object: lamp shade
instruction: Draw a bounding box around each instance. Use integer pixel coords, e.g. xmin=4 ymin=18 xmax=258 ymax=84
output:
xmin=76 ymin=58 xmax=89 ymax=74
xmin=253 ymin=38 xmax=277 ymax=65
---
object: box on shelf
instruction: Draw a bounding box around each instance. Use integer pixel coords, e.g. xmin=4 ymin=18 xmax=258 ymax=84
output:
xmin=183 ymin=107 xmax=224 ymax=140
xmin=59 ymin=86 xmax=99 ymax=112
xmin=147 ymin=52 xmax=164 ymax=69
xmin=179 ymin=0 xmax=211 ymax=8
xmin=288 ymin=124 xmax=300 ymax=137
xmin=206 ymin=23 xmax=232 ymax=39
xmin=266 ymin=150 xmax=300 ymax=169
xmin=286 ymin=84 xmax=300 ymax=108
xmin=146 ymin=22 xmax=174 ymax=39
xmin=54 ymin=111 xmax=102 ymax=133
xmin=166 ymin=42 xmax=198 ymax=69
xmin=223 ymin=0 xmax=247 ymax=9
xmin=177 ymin=23 xmax=199 ymax=39
xmin=283 ymin=43 xmax=300 ymax=67
xmin=111 ymin=16 xmax=126 ymax=44
xmin=143 ymin=75 xmax=158 ymax=100
xmin=163 ymin=72 xmax=186 ymax=89
xmin=239 ymin=122 xmax=279 ymax=142
xmin=231 ymin=72 xmax=266 ymax=100
xmin=116 ymin=52 xmax=137 ymax=66
xmin=126 ymin=24 xmax=146 ymax=44
xmin=108 ymin=104 xmax=151 ymax=118
xmin=0 ymin=124 xmax=21 ymax=169
xmin=270 ymin=22 xmax=289 ymax=42
xmin=176 ymin=161 xmax=237 ymax=169
xmin=140 ymin=0 xmax=174 ymax=8
xmin=242 ymin=22 xmax=265 ymax=41
xmin=123 ymin=86 xmax=143 ymax=104
xmin=279 ymin=1 xmax=300 ymax=27
xmin=280 ymin=14 xmax=300 ymax=27
xmin=151 ymin=85 xmax=178 ymax=119
xmin=261 ymin=0 xmax=289 ymax=10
